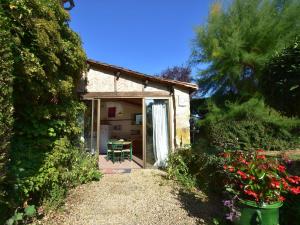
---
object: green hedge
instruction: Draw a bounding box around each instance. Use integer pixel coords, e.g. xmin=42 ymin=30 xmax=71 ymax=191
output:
xmin=0 ymin=0 xmax=100 ymax=222
xmin=198 ymin=98 xmax=300 ymax=152
xmin=0 ymin=9 xmax=14 ymax=214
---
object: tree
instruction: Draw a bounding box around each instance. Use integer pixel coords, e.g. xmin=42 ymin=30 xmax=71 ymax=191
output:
xmin=158 ymin=65 xmax=192 ymax=83
xmin=0 ymin=0 xmax=99 ymax=220
xmin=261 ymin=38 xmax=300 ymax=117
xmin=192 ymin=0 xmax=300 ymax=97
xmin=0 ymin=9 xmax=14 ymax=213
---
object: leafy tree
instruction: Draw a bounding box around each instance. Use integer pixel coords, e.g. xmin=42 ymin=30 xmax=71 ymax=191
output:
xmin=0 ymin=0 xmax=100 ymax=221
xmin=261 ymin=38 xmax=300 ymax=117
xmin=192 ymin=0 xmax=300 ymax=97
xmin=0 ymin=8 xmax=14 ymax=213
xmin=158 ymin=65 xmax=192 ymax=82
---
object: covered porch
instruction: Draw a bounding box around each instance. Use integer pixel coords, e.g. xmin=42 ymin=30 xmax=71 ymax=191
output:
xmin=79 ymin=60 xmax=197 ymax=171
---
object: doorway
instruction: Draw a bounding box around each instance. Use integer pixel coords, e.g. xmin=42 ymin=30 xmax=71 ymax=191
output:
xmin=82 ymin=97 xmax=171 ymax=168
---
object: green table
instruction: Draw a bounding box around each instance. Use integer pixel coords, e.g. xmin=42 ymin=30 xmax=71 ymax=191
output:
xmin=107 ymin=140 xmax=132 ymax=160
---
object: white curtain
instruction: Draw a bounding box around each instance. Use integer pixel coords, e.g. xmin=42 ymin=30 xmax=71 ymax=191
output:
xmin=152 ymin=101 xmax=169 ymax=167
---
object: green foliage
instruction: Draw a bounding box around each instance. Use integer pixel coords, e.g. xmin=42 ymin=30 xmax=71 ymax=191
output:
xmin=281 ymin=194 xmax=300 ymax=225
xmin=0 ymin=0 xmax=101 ymax=222
xmin=261 ymin=38 xmax=300 ymax=117
xmin=11 ymin=137 xmax=101 ymax=209
xmin=167 ymin=147 xmax=226 ymax=193
xmin=167 ymin=148 xmax=196 ymax=190
xmin=199 ymin=98 xmax=300 ymax=151
xmin=0 ymin=6 xmax=14 ymax=215
xmin=6 ymin=205 xmax=36 ymax=225
xmin=193 ymin=0 xmax=300 ymax=97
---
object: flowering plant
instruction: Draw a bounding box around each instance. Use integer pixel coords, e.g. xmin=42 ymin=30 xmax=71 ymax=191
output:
xmin=222 ymin=150 xmax=300 ymax=204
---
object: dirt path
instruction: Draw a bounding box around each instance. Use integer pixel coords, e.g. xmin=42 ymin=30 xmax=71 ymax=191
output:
xmin=40 ymin=169 xmax=217 ymax=225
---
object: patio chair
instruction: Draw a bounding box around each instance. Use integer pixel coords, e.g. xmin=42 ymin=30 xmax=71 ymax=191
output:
xmin=111 ymin=143 xmax=123 ymax=163
xmin=122 ymin=144 xmax=131 ymax=161
xmin=106 ymin=143 xmax=113 ymax=161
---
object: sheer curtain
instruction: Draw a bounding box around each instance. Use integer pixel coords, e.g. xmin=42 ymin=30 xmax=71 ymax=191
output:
xmin=152 ymin=101 xmax=169 ymax=167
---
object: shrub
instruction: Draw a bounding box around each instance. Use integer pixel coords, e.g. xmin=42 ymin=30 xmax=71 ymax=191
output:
xmin=222 ymin=150 xmax=300 ymax=203
xmin=167 ymin=148 xmax=196 ymax=190
xmin=0 ymin=9 xmax=14 ymax=218
xmin=199 ymin=98 xmax=300 ymax=151
xmin=0 ymin=0 xmax=100 ymax=222
xmin=261 ymin=38 xmax=300 ymax=117
xmin=10 ymin=137 xmax=101 ymax=211
xmin=280 ymin=160 xmax=300 ymax=225
xmin=167 ymin=147 xmax=226 ymax=193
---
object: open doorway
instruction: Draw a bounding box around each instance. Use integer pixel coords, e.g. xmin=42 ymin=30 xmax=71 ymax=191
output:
xmin=99 ymin=98 xmax=143 ymax=166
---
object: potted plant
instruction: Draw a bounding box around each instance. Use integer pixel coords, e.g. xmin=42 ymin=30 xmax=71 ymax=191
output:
xmin=221 ymin=150 xmax=300 ymax=225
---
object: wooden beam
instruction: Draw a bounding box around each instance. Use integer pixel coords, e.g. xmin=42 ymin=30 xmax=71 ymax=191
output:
xmin=82 ymin=91 xmax=171 ymax=99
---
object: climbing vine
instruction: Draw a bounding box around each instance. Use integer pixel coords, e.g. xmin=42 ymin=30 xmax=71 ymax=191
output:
xmin=0 ymin=0 xmax=100 ymax=222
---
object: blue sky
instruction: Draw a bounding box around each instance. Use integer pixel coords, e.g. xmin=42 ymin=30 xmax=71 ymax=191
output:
xmin=69 ymin=0 xmax=213 ymax=76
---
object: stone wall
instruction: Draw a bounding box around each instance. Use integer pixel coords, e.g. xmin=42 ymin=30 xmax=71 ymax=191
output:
xmin=86 ymin=68 xmax=169 ymax=94
xmin=174 ymin=88 xmax=191 ymax=147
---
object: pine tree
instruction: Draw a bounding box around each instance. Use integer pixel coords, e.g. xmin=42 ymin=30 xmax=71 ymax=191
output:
xmin=193 ymin=0 xmax=300 ymax=97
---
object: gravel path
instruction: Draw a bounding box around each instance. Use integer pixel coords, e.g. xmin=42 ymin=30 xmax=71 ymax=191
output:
xmin=40 ymin=169 xmax=217 ymax=225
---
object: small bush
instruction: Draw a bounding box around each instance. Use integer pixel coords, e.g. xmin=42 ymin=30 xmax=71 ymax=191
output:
xmin=10 ymin=137 xmax=101 ymax=211
xmin=167 ymin=147 xmax=226 ymax=194
xmin=167 ymin=148 xmax=196 ymax=190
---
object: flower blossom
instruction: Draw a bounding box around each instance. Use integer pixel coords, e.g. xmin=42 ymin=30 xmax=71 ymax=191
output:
xmin=244 ymin=189 xmax=258 ymax=201
xmin=237 ymin=170 xmax=248 ymax=179
xmin=277 ymin=165 xmax=286 ymax=173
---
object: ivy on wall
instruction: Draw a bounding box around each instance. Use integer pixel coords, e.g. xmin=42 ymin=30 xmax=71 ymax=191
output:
xmin=0 ymin=0 xmax=100 ymax=221
xmin=0 ymin=9 xmax=14 ymax=213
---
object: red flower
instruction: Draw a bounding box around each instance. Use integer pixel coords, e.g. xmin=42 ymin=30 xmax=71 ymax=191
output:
xmin=289 ymin=187 xmax=300 ymax=195
xmin=224 ymin=165 xmax=235 ymax=172
xmin=277 ymin=165 xmax=286 ymax=173
xmin=237 ymin=170 xmax=248 ymax=179
xmin=220 ymin=152 xmax=230 ymax=158
xmin=249 ymin=175 xmax=256 ymax=181
xmin=256 ymin=154 xmax=266 ymax=160
xmin=281 ymin=178 xmax=290 ymax=190
xmin=270 ymin=179 xmax=281 ymax=189
xmin=279 ymin=196 xmax=286 ymax=202
xmin=244 ymin=189 xmax=258 ymax=201
xmin=239 ymin=158 xmax=249 ymax=165
xmin=286 ymin=176 xmax=300 ymax=184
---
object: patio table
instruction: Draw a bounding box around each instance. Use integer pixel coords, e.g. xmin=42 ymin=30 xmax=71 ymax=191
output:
xmin=107 ymin=140 xmax=133 ymax=160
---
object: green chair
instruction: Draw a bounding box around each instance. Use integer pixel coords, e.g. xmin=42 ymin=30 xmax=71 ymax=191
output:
xmin=122 ymin=144 xmax=131 ymax=161
xmin=106 ymin=143 xmax=113 ymax=160
xmin=111 ymin=143 xmax=123 ymax=163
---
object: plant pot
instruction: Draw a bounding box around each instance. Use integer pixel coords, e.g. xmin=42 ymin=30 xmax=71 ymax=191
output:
xmin=235 ymin=199 xmax=283 ymax=225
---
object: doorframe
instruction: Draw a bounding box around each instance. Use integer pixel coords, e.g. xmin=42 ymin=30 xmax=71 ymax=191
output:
xmin=96 ymin=97 xmax=145 ymax=167
xmin=85 ymin=96 xmax=173 ymax=169
xmin=143 ymin=97 xmax=173 ymax=168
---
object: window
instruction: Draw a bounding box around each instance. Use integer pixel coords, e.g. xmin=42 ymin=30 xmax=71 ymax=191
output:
xmin=108 ymin=107 xmax=116 ymax=118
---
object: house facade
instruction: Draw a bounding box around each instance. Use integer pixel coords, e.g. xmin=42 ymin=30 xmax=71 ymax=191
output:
xmin=79 ymin=59 xmax=197 ymax=168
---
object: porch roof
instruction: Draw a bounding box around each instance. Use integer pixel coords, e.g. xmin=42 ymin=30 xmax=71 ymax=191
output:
xmin=87 ymin=59 xmax=198 ymax=92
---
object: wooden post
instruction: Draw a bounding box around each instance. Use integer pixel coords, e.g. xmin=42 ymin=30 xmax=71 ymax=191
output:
xmin=91 ymin=100 xmax=94 ymax=153
xmin=96 ymin=99 xmax=101 ymax=159
xmin=142 ymin=98 xmax=146 ymax=168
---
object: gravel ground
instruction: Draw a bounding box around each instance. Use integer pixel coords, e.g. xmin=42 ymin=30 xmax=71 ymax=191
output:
xmin=39 ymin=169 xmax=218 ymax=225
